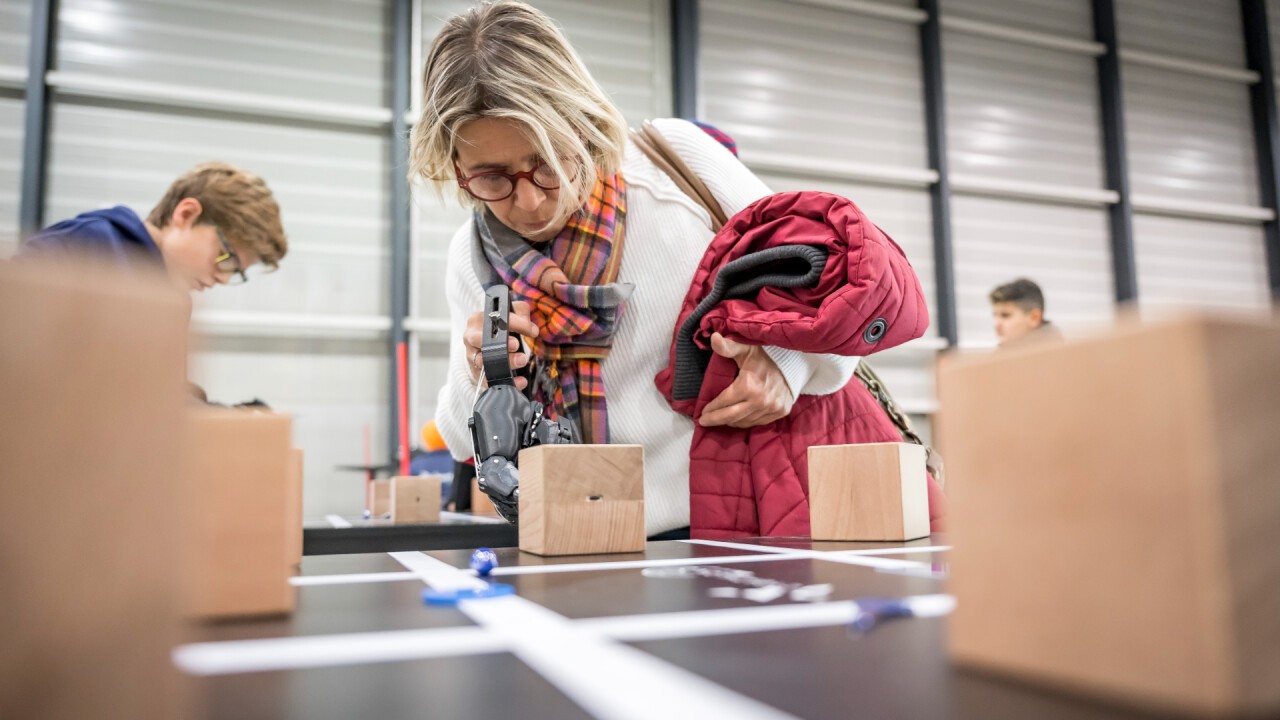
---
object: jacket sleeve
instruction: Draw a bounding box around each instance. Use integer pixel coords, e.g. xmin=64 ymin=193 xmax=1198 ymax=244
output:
xmin=651 ymin=118 xmax=858 ymax=398
xmin=434 ymin=221 xmax=487 ymax=462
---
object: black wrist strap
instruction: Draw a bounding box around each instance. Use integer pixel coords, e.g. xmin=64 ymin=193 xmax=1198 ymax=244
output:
xmin=481 ymin=285 xmax=516 ymax=387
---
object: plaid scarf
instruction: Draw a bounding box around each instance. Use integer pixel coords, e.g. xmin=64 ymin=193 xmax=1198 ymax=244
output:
xmin=474 ymin=174 xmax=632 ymax=444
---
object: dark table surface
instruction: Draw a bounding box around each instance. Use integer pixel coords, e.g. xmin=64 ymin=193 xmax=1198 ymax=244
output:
xmin=183 ymin=536 xmax=1167 ymax=720
xmin=302 ymin=511 xmax=518 ymax=555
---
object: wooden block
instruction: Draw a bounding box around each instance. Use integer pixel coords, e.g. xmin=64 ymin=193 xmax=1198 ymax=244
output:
xmin=939 ymin=315 xmax=1280 ymax=716
xmin=518 ymin=445 xmax=645 ymax=556
xmin=808 ymin=442 xmax=930 ymax=542
xmin=471 ymin=477 xmax=499 ymax=517
xmin=371 ymin=479 xmax=392 ymax=517
xmin=183 ymin=409 xmax=296 ymax=618
xmin=390 ymin=475 xmax=441 ymax=524
xmin=0 ymin=259 xmax=189 ymax=720
xmin=286 ymin=448 xmax=304 ymax=567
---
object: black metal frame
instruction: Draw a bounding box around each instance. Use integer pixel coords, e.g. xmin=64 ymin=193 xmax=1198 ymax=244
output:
xmin=18 ymin=0 xmax=59 ymax=240
xmin=1092 ymin=0 xmax=1140 ymax=304
xmin=389 ymin=0 xmax=413 ymax=465
xmin=1242 ymin=0 xmax=1280 ymax=302
xmin=918 ymin=0 xmax=958 ymax=347
xmin=672 ymin=0 xmax=699 ymax=119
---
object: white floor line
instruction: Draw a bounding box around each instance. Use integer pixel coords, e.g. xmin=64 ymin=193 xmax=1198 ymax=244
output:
xmin=324 ymin=514 xmax=353 ymax=528
xmin=681 ymin=539 xmax=929 ymax=570
xmin=290 ymin=571 xmax=418 ymax=587
xmin=489 ymin=552 xmax=796 ymax=577
xmin=392 ymin=551 xmax=799 ymax=720
xmin=440 ymin=510 xmax=506 ymax=524
xmin=173 ymin=626 xmax=508 ymax=676
xmin=833 ymin=545 xmax=951 ymax=556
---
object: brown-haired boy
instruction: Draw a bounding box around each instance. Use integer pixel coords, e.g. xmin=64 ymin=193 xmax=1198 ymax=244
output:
xmin=989 ymin=278 xmax=1062 ymax=347
xmin=22 ymin=162 xmax=287 ymax=291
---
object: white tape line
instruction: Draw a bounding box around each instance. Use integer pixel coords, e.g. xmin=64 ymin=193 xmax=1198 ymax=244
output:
xmin=833 ymin=545 xmax=951 ymax=556
xmin=290 ymin=571 xmax=418 ymax=587
xmin=325 ymin=514 xmax=353 ymax=528
xmin=389 ymin=550 xmax=488 ymax=592
xmin=172 ymin=592 xmax=957 ymax=676
xmin=395 ymin=551 xmax=798 ymax=720
xmin=173 ymin=626 xmax=508 ymax=676
xmin=440 ymin=510 xmax=506 ymax=524
xmin=681 ymin=539 xmax=929 ymax=571
xmin=464 ymin=596 xmax=799 ymax=720
xmin=489 ymin=552 xmax=795 ymax=577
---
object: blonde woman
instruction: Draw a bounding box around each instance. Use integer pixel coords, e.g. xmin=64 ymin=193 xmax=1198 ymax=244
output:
xmin=412 ymin=0 xmax=859 ymax=539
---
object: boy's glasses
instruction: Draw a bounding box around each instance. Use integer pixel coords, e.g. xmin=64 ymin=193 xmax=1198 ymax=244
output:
xmin=214 ymin=228 xmax=249 ymax=285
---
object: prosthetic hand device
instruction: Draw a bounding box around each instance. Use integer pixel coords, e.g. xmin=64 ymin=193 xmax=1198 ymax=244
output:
xmin=469 ymin=286 xmax=576 ymax=522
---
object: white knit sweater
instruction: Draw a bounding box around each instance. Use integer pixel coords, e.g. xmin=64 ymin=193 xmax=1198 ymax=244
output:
xmin=435 ymin=118 xmax=859 ymax=536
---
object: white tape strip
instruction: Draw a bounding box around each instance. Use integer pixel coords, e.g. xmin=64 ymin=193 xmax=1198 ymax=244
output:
xmin=324 ymin=514 xmax=353 ymax=528
xmin=489 ymin=552 xmax=794 ymax=577
xmin=583 ymin=600 xmax=862 ymax=642
xmin=290 ymin=571 xmax=417 ymax=587
xmin=395 ymin=551 xmax=798 ymax=720
xmin=680 ymin=539 xmax=799 ymax=555
xmin=173 ymin=626 xmax=507 ymax=675
xmin=389 ymin=550 xmax=488 ymax=592
xmin=681 ymin=539 xmax=929 ymax=571
xmin=440 ymin=510 xmax=506 ymax=525
xmin=833 ymin=545 xmax=951 ymax=556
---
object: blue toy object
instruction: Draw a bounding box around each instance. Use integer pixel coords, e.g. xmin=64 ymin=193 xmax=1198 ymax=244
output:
xmin=470 ymin=547 xmax=499 ymax=577
xmin=422 ymin=583 xmax=514 ymax=605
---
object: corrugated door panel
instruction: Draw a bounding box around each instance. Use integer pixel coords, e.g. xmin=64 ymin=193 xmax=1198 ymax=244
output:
xmin=759 ymin=171 xmax=939 ymax=337
xmin=0 ymin=97 xmax=21 ymax=257
xmin=702 ymin=0 xmax=926 ymax=170
xmin=953 ymin=196 xmax=1115 ymax=345
xmin=1117 ymin=0 xmax=1246 ymax=68
xmin=1134 ymin=214 xmax=1271 ymax=312
xmin=1124 ymin=63 xmax=1259 ymax=206
xmin=944 ymin=32 xmax=1104 ymax=188
xmin=46 ymin=102 xmax=390 ymax=316
xmin=56 ymin=0 xmax=389 ymax=108
xmin=943 ymin=0 xmax=1094 ymax=40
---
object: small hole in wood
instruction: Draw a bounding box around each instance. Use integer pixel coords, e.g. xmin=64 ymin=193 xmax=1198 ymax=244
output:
xmin=587 ymin=495 xmax=603 ymax=502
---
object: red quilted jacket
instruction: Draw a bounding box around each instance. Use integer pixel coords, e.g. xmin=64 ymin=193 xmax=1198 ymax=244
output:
xmin=655 ymin=191 xmax=947 ymax=539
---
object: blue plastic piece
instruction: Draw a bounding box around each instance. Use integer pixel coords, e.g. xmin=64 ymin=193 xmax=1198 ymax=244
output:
xmin=422 ymin=583 xmax=515 ymax=605
xmin=850 ymin=597 xmax=915 ymax=634
xmin=470 ymin=547 xmax=499 ymax=577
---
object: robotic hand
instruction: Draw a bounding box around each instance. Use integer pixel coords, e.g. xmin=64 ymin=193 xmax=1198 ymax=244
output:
xmin=468 ymin=286 xmax=577 ymax=522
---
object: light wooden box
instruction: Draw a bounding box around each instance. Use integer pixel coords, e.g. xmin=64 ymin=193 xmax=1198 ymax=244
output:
xmin=0 ymin=260 xmax=190 ymax=720
xmin=809 ymin=442 xmax=930 ymax=542
xmin=939 ymin=315 xmax=1280 ymax=716
xmin=286 ymin=448 xmax=304 ymax=566
xmin=390 ymin=475 xmax=441 ymax=524
xmin=370 ymin=478 xmax=392 ymax=517
xmin=184 ymin=409 xmax=296 ymax=618
xmin=518 ymin=445 xmax=645 ymax=556
xmin=471 ymin=477 xmax=500 ymax=516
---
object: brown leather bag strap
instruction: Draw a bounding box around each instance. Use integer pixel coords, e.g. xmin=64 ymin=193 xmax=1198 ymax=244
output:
xmin=629 ymin=123 xmax=728 ymax=232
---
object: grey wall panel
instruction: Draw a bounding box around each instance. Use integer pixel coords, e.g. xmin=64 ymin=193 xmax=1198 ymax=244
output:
xmin=57 ymin=0 xmax=389 ymax=108
xmin=0 ymin=96 xmax=21 ymax=258
xmin=1117 ymin=0 xmax=1246 ymax=68
xmin=944 ymin=32 xmax=1104 ymax=189
xmin=1134 ymin=214 xmax=1272 ymax=312
xmin=1124 ymin=64 xmax=1260 ymax=206
xmin=45 ymin=102 xmax=390 ymax=316
xmin=702 ymin=0 xmax=926 ymax=170
xmin=942 ymin=0 xmax=1094 ymax=39
xmin=0 ymin=0 xmax=29 ymax=69
xmin=189 ymin=337 xmax=390 ymax=518
xmin=953 ymin=196 xmax=1115 ymax=345
xmin=759 ymin=172 xmax=939 ymax=337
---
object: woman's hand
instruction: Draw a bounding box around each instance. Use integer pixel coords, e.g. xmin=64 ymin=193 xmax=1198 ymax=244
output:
xmin=463 ymin=300 xmax=538 ymax=391
xmin=699 ymin=332 xmax=795 ymax=428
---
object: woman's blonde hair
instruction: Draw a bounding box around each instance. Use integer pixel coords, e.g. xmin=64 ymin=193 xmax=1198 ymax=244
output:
xmin=409 ymin=1 xmax=628 ymax=227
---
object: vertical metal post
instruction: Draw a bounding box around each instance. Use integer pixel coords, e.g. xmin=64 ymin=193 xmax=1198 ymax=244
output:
xmin=1093 ymin=0 xmax=1140 ymax=303
xmin=1242 ymin=0 xmax=1280 ymax=301
xmin=918 ymin=0 xmax=958 ymax=346
xmin=19 ymin=0 xmax=59 ymax=239
xmin=672 ymin=0 xmax=699 ymax=119
xmin=389 ymin=0 xmax=413 ymax=465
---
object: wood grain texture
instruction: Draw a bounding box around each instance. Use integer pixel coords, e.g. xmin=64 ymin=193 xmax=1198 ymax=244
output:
xmin=371 ymin=479 xmax=391 ymax=517
xmin=940 ymin=315 xmax=1280 ymax=716
xmin=809 ymin=443 xmax=930 ymax=542
xmin=390 ymin=475 xmax=441 ymax=524
xmin=518 ymin=445 xmax=645 ymax=556
xmin=471 ymin=478 xmax=499 ymax=517
xmin=184 ymin=410 xmax=296 ymax=618
xmin=0 ymin=260 xmax=189 ymax=720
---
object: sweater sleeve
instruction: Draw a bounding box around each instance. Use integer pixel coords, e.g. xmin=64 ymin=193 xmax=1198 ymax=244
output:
xmin=649 ymin=118 xmax=859 ymax=398
xmin=434 ymin=220 xmax=486 ymax=462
